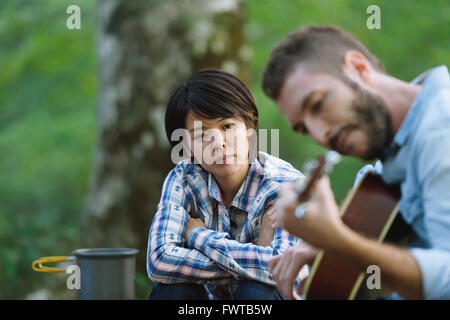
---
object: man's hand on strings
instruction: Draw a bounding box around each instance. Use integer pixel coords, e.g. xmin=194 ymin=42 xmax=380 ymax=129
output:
xmin=270 ymin=242 xmax=319 ymax=299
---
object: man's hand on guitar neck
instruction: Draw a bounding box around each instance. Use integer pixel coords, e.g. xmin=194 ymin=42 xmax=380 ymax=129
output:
xmin=271 ymin=175 xmax=346 ymax=250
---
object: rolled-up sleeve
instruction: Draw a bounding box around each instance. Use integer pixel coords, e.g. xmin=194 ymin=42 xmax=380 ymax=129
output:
xmin=415 ymin=130 xmax=450 ymax=299
xmin=409 ymin=248 xmax=450 ymax=299
xmin=147 ymin=169 xmax=232 ymax=284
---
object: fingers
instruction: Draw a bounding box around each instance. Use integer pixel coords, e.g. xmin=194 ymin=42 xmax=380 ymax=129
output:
xmin=264 ymin=203 xmax=280 ymax=230
xmin=269 ymin=255 xmax=280 ymax=273
xmin=267 ymin=202 xmax=283 ymax=229
xmin=187 ymin=217 xmax=207 ymax=230
xmin=263 ymin=206 xmax=276 ymax=224
xmin=270 ymin=249 xmax=302 ymax=300
xmin=269 ymin=210 xmax=282 ymax=229
xmin=277 ymin=257 xmax=295 ymax=300
xmin=265 ymin=204 xmax=276 ymax=216
xmin=314 ymin=175 xmax=334 ymax=200
xmin=276 ymin=263 xmax=295 ymax=300
xmin=275 ymin=194 xmax=294 ymax=225
xmin=270 ymin=254 xmax=282 ymax=276
xmin=310 ymin=175 xmax=340 ymax=219
xmin=261 ymin=209 xmax=276 ymax=231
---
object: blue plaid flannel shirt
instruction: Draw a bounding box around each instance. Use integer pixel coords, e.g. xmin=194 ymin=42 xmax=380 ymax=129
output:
xmin=147 ymin=151 xmax=305 ymax=288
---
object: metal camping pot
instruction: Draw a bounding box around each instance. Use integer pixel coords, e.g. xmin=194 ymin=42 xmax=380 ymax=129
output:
xmin=32 ymin=248 xmax=139 ymax=300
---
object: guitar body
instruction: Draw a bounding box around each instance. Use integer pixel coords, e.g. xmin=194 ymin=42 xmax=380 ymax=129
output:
xmin=303 ymin=172 xmax=402 ymax=300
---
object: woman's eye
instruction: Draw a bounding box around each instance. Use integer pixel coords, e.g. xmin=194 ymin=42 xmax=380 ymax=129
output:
xmin=223 ymin=123 xmax=233 ymax=130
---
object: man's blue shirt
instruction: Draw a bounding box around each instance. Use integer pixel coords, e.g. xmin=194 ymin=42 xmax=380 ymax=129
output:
xmin=356 ymin=65 xmax=450 ymax=299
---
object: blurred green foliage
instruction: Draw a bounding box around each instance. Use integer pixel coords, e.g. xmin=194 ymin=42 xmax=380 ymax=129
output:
xmin=0 ymin=0 xmax=96 ymax=299
xmin=0 ymin=0 xmax=448 ymax=299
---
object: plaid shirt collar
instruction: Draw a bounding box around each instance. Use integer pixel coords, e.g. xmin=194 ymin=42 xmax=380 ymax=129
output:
xmin=207 ymin=158 xmax=264 ymax=213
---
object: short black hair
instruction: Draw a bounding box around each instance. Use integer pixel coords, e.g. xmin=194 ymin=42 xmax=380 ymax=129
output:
xmin=165 ymin=69 xmax=258 ymax=146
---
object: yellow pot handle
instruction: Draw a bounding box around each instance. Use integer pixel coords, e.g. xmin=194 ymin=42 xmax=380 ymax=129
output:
xmin=32 ymin=256 xmax=71 ymax=273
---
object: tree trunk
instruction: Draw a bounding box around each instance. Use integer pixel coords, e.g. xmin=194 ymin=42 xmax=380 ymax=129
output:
xmin=82 ymin=0 xmax=250 ymax=283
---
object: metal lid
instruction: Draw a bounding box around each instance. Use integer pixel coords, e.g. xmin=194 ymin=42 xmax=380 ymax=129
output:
xmin=73 ymin=248 xmax=139 ymax=259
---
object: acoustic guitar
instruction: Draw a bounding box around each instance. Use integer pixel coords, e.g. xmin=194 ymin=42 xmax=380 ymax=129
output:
xmin=293 ymin=152 xmax=406 ymax=300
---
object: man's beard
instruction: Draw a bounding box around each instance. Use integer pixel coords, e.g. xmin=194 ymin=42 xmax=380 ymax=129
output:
xmin=340 ymin=79 xmax=393 ymax=161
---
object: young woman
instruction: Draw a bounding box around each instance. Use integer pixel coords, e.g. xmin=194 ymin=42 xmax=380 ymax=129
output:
xmin=147 ymin=69 xmax=305 ymax=300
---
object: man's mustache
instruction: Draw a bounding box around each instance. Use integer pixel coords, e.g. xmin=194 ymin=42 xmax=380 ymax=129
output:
xmin=329 ymin=124 xmax=358 ymax=152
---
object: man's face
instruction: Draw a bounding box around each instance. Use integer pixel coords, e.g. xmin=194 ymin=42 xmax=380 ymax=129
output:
xmin=276 ymin=66 xmax=392 ymax=160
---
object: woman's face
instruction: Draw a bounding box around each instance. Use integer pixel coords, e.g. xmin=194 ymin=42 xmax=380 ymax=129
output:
xmin=184 ymin=112 xmax=251 ymax=179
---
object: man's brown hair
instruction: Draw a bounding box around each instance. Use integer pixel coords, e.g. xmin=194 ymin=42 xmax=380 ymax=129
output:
xmin=262 ymin=25 xmax=386 ymax=100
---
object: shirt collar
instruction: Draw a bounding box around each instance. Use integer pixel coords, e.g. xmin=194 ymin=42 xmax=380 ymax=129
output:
xmin=382 ymin=65 xmax=449 ymax=160
xmin=208 ymin=157 xmax=264 ymax=212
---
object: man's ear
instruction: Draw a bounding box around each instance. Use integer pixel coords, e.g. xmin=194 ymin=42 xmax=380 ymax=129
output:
xmin=342 ymin=50 xmax=374 ymax=85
